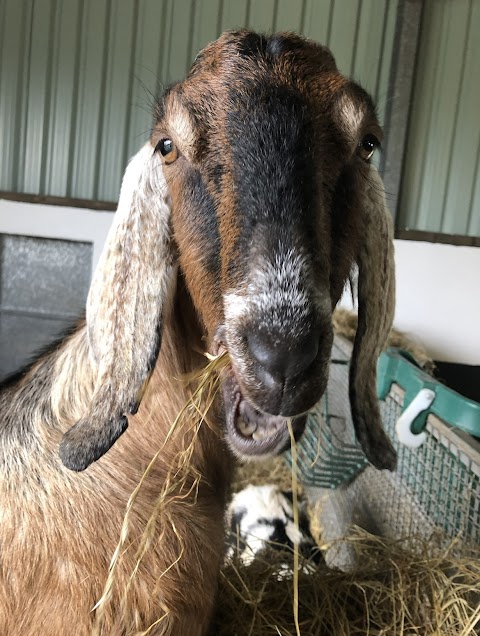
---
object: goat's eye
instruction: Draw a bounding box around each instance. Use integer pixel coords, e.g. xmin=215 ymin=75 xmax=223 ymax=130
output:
xmin=357 ymin=134 xmax=379 ymax=162
xmin=155 ymin=138 xmax=178 ymax=164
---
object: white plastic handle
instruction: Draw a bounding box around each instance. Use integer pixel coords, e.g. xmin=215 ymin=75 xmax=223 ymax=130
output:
xmin=395 ymin=388 xmax=435 ymax=448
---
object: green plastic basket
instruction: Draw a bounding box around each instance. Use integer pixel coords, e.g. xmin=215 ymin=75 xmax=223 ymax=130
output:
xmin=378 ymin=348 xmax=480 ymax=439
xmin=285 ymin=337 xmax=480 ymax=546
xmin=284 ymin=341 xmax=369 ymax=489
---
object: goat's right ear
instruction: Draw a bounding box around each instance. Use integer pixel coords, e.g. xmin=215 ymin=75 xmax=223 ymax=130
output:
xmin=59 ymin=143 xmax=177 ymax=471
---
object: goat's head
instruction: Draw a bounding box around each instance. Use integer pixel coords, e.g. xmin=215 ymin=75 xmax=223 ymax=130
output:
xmin=59 ymin=31 xmax=396 ymax=472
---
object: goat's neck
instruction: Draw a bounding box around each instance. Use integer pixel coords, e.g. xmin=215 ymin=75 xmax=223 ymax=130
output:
xmin=128 ymin=282 xmax=229 ymax=483
xmin=0 ymin=323 xmax=94 ymax=447
xmin=0 ymin=285 xmax=201 ymax=423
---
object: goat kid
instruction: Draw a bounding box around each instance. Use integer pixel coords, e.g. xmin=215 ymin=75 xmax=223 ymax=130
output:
xmin=0 ymin=31 xmax=395 ymax=635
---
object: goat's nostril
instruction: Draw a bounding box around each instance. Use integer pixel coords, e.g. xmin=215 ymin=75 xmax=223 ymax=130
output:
xmin=247 ymin=329 xmax=319 ymax=380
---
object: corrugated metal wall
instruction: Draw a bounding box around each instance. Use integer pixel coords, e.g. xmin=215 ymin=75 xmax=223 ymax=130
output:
xmin=0 ymin=0 xmax=398 ymax=203
xmin=398 ymin=0 xmax=480 ymax=238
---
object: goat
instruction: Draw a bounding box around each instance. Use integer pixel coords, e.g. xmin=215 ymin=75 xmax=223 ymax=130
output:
xmin=226 ymin=484 xmax=322 ymax=568
xmin=0 ymin=30 xmax=395 ymax=636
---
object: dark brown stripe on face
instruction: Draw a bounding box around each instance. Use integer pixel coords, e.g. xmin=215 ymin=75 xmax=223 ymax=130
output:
xmin=224 ymin=81 xmax=318 ymax=274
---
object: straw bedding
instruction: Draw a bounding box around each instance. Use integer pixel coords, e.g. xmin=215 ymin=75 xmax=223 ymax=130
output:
xmin=213 ymin=527 xmax=480 ymax=635
xmin=216 ymin=457 xmax=480 ymax=636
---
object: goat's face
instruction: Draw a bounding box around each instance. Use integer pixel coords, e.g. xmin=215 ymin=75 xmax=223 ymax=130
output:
xmin=152 ymin=31 xmax=388 ymax=460
xmin=60 ymin=30 xmax=395 ymax=473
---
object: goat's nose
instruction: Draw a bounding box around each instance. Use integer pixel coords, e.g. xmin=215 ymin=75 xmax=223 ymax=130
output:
xmin=247 ymin=330 xmax=319 ymax=380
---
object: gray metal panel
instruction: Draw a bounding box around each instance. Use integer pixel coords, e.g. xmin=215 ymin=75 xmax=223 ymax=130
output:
xmin=442 ymin=0 xmax=480 ymax=236
xmin=0 ymin=2 xmax=27 ymax=191
xmin=353 ymin=0 xmax=389 ymax=90
xmin=220 ymin=1 xmax=249 ymax=30
xmin=329 ymin=0 xmax=362 ymax=76
xmin=380 ymin=0 xmax=423 ymax=218
xmin=21 ymin=0 xmax=55 ymax=194
xmin=247 ymin=0 xmax=277 ymax=31
xmin=126 ymin=0 xmax=168 ymax=161
xmin=302 ymin=0 xmax=334 ymax=44
xmin=44 ymin=1 xmax=82 ymax=198
xmin=273 ymin=0 xmax=305 ymax=33
xmin=0 ymin=234 xmax=91 ymax=316
xmin=191 ymin=0 xmax=223 ymax=64
xmin=96 ymin=0 xmax=137 ymax=201
xmin=0 ymin=0 xmax=399 ymax=204
xmin=0 ymin=232 xmax=92 ymax=379
xmin=376 ymin=0 xmax=401 ymax=126
xmin=69 ymin=0 xmax=109 ymax=201
xmin=418 ymin=2 xmax=470 ymax=233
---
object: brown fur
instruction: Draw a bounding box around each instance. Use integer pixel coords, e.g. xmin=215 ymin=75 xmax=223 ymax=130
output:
xmin=0 ymin=283 xmax=231 ymax=636
xmin=58 ymin=30 xmax=394 ymax=473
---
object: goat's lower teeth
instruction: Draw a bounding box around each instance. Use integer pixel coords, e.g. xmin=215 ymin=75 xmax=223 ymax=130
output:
xmin=252 ymin=427 xmax=276 ymax=441
xmin=237 ymin=418 xmax=257 ymax=436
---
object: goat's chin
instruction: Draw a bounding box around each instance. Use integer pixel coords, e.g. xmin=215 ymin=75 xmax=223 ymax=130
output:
xmin=221 ymin=372 xmax=307 ymax=460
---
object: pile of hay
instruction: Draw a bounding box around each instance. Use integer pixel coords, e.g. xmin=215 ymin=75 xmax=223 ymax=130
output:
xmin=213 ymin=527 xmax=480 ymax=635
xmin=233 ymin=456 xmax=302 ymax=495
xmin=219 ymin=458 xmax=480 ymax=635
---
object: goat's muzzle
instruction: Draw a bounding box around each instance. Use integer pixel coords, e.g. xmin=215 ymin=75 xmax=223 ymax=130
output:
xmin=247 ymin=328 xmax=320 ymax=382
xmin=216 ymin=322 xmax=331 ymax=460
xmin=221 ymin=371 xmax=307 ymax=459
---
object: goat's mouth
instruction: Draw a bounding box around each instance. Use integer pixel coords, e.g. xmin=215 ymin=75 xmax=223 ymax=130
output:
xmin=221 ymin=371 xmax=307 ymax=459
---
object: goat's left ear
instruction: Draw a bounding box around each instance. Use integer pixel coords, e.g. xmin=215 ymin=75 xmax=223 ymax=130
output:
xmin=59 ymin=143 xmax=177 ymax=471
xmin=349 ymin=166 xmax=397 ymax=470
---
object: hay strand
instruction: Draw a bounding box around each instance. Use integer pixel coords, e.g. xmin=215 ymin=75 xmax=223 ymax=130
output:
xmin=287 ymin=419 xmax=301 ymax=636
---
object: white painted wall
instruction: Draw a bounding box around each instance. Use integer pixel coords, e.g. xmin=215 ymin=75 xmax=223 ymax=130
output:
xmin=342 ymin=239 xmax=480 ymax=366
xmin=392 ymin=240 xmax=480 ymax=365
xmin=2 ymin=199 xmax=479 ymax=365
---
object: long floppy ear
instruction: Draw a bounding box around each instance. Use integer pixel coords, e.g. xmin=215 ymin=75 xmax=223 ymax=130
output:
xmin=59 ymin=143 xmax=177 ymax=471
xmin=349 ymin=166 xmax=397 ymax=470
